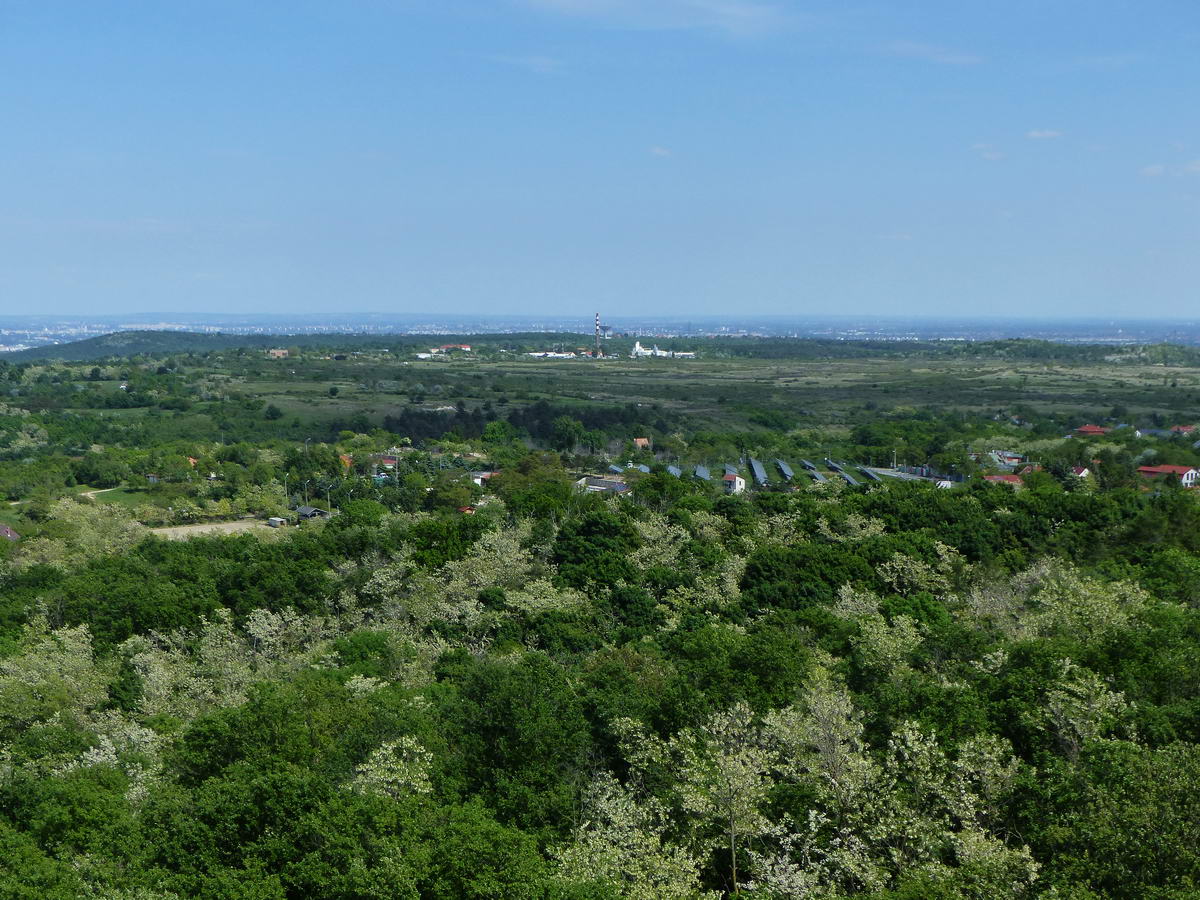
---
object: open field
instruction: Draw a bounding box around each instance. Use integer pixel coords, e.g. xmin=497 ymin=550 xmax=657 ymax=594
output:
xmin=214 ymin=353 xmax=1200 ymax=433
xmin=149 ymin=519 xmax=272 ymax=540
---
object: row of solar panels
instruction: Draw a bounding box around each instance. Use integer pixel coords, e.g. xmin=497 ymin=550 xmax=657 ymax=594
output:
xmin=613 ymin=458 xmax=884 ymax=487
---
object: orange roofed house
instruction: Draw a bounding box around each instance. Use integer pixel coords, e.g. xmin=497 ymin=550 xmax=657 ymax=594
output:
xmin=1137 ymin=465 xmax=1199 ymax=488
xmin=1074 ymin=424 xmax=1110 ymax=437
xmin=984 ymin=474 xmax=1023 ymax=488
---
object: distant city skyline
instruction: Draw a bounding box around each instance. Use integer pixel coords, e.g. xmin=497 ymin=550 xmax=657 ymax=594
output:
xmin=2 ymin=2 xmax=1197 ymax=317
xmin=9 ymin=312 xmax=1200 ymax=356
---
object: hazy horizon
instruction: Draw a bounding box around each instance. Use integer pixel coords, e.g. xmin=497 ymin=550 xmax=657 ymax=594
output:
xmin=2 ymin=2 xmax=1197 ymax=318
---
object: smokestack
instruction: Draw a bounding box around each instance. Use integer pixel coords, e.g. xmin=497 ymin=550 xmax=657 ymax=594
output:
xmin=594 ymin=312 xmax=601 ymax=358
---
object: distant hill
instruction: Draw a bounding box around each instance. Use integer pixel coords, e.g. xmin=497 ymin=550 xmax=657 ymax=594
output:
xmin=0 ymin=329 xmax=597 ymax=362
xmin=0 ymin=331 xmax=283 ymax=362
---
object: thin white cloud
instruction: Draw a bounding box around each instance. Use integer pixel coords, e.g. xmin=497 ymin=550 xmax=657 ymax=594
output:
xmin=650 ymin=146 xmax=672 ymax=157
xmin=1026 ymin=129 xmax=1063 ymax=140
xmin=488 ymin=54 xmax=565 ymax=75
xmin=1072 ymin=53 xmax=1140 ymax=70
xmin=972 ymin=142 xmax=1005 ymax=162
xmin=1141 ymin=161 xmax=1200 ymax=177
xmin=516 ymin=0 xmax=788 ymax=36
xmin=889 ymin=40 xmax=983 ymax=65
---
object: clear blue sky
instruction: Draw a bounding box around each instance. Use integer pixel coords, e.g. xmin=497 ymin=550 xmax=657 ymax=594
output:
xmin=2 ymin=0 xmax=1197 ymax=318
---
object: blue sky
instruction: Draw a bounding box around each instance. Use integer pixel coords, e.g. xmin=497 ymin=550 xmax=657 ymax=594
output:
xmin=1 ymin=0 xmax=1197 ymax=318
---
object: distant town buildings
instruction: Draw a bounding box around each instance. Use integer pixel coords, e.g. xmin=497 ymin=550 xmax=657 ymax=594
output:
xmin=630 ymin=341 xmax=696 ymax=359
xmin=267 ymin=348 xmax=289 ymax=359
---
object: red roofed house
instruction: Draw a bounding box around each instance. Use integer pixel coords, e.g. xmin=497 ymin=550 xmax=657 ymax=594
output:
xmin=723 ymin=472 xmax=746 ymax=494
xmin=1171 ymin=425 xmax=1196 ymax=434
xmin=1137 ymin=465 xmax=1199 ymax=487
xmin=984 ymin=474 xmax=1023 ymax=488
xmin=1071 ymin=466 xmax=1091 ymax=478
xmin=1075 ymin=424 xmax=1110 ymax=437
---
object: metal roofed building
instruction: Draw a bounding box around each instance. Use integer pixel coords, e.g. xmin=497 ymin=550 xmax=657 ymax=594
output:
xmin=694 ymin=465 xmax=711 ymax=481
xmin=723 ymin=463 xmax=739 ymax=476
xmin=667 ymin=465 xmax=682 ymax=478
xmin=800 ymin=459 xmax=819 ymax=471
xmin=775 ymin=459 xmax=794 ymax=481
xmin=575 ymin=475 xmax=630 ymax=494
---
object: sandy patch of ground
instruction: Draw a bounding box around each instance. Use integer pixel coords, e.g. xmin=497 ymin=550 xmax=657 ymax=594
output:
xmin=151 ymin=519 xmax=272 ymax=540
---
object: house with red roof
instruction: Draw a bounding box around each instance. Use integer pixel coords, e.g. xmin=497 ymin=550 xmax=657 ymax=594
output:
xmin=984 ymin=474 xmax=1023 ymax=488
xmin=1171 ymin=425 xmax=1196 ymax=435
xmin=1074 ymin=424 xmax=1110 ymax=437
xmin=1137 ymin=465 xmax=1199 ymax=487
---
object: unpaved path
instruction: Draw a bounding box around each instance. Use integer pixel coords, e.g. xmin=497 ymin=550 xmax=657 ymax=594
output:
xmin=81 ymin=487 xmax=120 ymax=501
xmin=151 ymin=519 xmax=271 ymax=540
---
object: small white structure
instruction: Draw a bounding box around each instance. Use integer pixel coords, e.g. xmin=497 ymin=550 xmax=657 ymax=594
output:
xmin=631 ymin=341 xmax=696 ymax=359
xmin=267 ymin=517 xmax=288 ymax=528
xmin=723 ymin=473 xmax=746 ymax=494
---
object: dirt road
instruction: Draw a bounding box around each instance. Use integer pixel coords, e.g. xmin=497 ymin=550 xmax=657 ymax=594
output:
xmin=150 ymin=519 xmax=272 ymax=540
xmin=80 ymin=487 xmax=120 ymax=501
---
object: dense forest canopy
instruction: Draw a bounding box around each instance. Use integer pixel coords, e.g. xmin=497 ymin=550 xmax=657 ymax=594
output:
xmin=0 ymin=336 xmax=1198 ymax=898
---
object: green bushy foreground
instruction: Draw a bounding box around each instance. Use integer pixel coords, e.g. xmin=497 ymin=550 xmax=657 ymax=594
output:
xmin=2 ymin=338 xmax=1200 ymax=898
xmin=2 ymin=470 xmax=1199 ymax=899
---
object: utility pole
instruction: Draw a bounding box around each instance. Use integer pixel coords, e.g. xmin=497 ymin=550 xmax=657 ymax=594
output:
xmin=594 ymin=312 xmax=601 ymax=358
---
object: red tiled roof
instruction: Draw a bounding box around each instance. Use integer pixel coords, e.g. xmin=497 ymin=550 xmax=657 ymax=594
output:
xmin=984 ymin=474 xmax=1023 ymax=484
xmin=1075 ymin=424 xmax=1109 ymax=434
xmin=1138 ymin=465 xmax=1196 ymax=476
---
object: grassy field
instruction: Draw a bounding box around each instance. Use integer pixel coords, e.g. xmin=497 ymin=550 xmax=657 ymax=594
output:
xmin=222 ymin=354 xmax=1200 ymax=431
